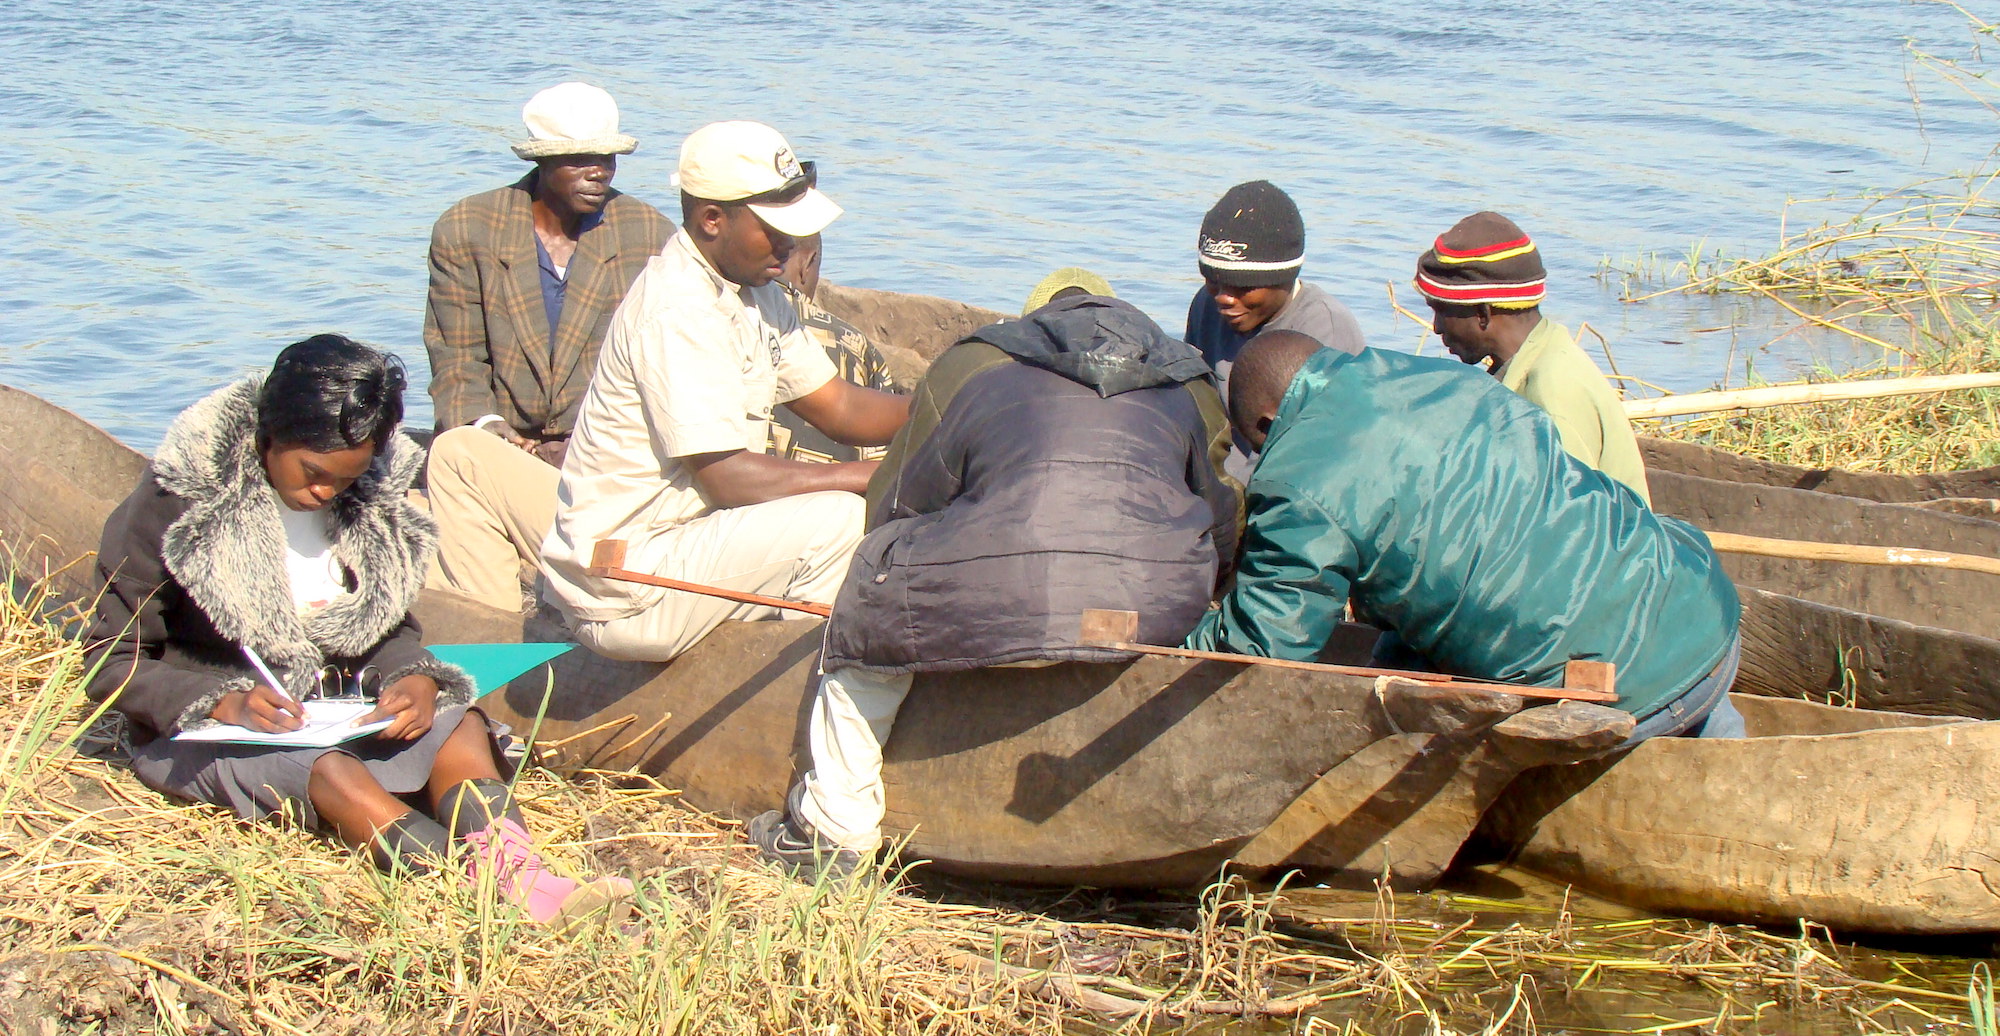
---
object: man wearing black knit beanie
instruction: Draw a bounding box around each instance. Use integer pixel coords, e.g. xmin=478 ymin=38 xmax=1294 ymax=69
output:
xmin=1184 ymin=181 xmax=1365 ymax=388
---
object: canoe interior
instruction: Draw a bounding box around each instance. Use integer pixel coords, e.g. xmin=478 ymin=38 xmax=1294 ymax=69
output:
xmin=1479 ymin=695 xmax=2000 ymax=935
xmin=1734 ymin=586 xmax=2000 ymax=719
xmin=1652 ymin=469 xmax=2000 ymax=641
xmin=1641 ymin=436 xmax=2000 ymax=504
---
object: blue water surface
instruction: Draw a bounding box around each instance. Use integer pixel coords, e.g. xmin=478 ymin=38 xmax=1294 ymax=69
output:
xmin=2 ymin=0 xmax=1995 ymax=447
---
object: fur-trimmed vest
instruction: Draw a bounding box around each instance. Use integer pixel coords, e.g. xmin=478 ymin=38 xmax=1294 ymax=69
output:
xmin=85 ymin=378 xmax=474 ymax=740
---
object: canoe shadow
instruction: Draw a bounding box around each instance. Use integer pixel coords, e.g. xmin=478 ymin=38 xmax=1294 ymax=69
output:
xmin=1001 ymin=660 xmax=1237 ymax=824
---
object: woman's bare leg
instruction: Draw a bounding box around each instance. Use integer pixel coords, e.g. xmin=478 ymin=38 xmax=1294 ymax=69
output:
xmin=308 ymin=752 xmax=425 ymax=849
xmin=424 ymin=711 xmax=504 ymax=810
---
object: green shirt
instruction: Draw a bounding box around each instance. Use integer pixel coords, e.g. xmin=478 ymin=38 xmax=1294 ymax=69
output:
xmin=1496 ymin=317 xmax=1651 ymax=503
xmin=1186 ymin=348 xmax=1738 ymax=719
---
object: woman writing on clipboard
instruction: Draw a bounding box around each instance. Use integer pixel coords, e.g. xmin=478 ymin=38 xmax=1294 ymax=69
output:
xmin=85 ymin=334 xmax=629 ymax=925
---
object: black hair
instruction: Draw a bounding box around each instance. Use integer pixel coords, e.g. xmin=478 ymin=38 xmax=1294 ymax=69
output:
xmin=680 ymin=189 xmax=709 ymax=225
xmin=257 ymin=334 xmax=406 ymax=452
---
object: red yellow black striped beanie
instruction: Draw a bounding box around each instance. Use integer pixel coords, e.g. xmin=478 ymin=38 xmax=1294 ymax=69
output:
xmin=1414 ymin=211 xmax=1546 ymax=310
xmin=1197 ymin=181 xmax=1305 ymax=288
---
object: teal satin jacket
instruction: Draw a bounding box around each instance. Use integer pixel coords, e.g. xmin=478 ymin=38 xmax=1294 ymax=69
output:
xmin=1186 ymin=348 xmax=1739 ymax=719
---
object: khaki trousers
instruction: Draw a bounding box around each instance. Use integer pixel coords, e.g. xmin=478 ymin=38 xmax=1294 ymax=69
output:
xmin=572 ymin=491 xmax=865 ymax=663
xmin=799 ymin=666 xmax=913 ymax=852
xmin=424 ymin=426 xmax=560 ymax=612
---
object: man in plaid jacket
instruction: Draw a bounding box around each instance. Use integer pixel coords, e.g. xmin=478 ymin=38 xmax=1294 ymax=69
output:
xmin=423 ymin=83 xmax=675 ymax=612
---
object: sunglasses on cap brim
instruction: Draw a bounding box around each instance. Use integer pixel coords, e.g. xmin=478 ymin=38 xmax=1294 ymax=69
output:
xmin=736 ymin=160 xmax=817 ymax=206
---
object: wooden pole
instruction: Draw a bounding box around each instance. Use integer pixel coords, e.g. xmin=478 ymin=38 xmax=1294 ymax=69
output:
xmin=1078 ymin=610 xmax=1618 ymax=703
xmin=585 ymin=540 xmax=833 ymax=617
xmin=1622 ymin=371 xmax=2000 ymax=420
xmin=1704 ymin=529 xmax=2000 ymax=576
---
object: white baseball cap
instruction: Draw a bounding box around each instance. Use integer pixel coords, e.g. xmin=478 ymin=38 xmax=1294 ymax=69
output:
xmin=673 ymin=121 xmax=842 ymax=237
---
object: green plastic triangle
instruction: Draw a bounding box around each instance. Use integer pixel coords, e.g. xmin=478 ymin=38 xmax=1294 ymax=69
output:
xmin=429 ymin=643 xmax=575 ymax=693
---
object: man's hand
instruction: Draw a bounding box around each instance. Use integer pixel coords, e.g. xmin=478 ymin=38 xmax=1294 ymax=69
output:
xmin=476 ymin=416 xmax=534 ymax=450
xmin=359 ymin=674 xmax=441 ymax=741
xmin=211 ymin=685 xmax=305 ymax=733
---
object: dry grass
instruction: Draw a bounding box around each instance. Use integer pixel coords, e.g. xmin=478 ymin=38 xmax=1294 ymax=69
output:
xmin=1641 ymin=337 xmax=2000 ymax=473
xmin=0 ymin=567 xmax=1982 ymax=1035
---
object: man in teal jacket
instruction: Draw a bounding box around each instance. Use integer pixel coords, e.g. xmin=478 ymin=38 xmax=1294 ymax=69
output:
xmin=1188 ymin=331 xmax=1743 ymax=741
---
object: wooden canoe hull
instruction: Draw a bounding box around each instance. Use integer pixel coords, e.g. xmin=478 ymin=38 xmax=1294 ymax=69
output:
xmin=1641 ymin=436 xmax=2000 ymax=504
xmin=1652 ymin=469 xmax=2000 ymax=641
xmin=416 ymin=588 xmax=1546 ymax=887
xmin=1478 ymin=695 xmax=2000 ymax=934
xmin=817 ymin=282 xmax=1007 ymax=365
xmin=0 ymin=384 xmax=149 ymax=603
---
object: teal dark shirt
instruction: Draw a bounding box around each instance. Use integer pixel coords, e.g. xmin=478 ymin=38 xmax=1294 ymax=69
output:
xmin=1187 ymin=348 xmax=1739 ymax=719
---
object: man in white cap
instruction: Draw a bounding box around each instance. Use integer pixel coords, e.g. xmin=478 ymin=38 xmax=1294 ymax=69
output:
xmin=539 ymin=121 xmax=910 ymax=662
xmin=423 ymin=82 xmax=675 ymax=613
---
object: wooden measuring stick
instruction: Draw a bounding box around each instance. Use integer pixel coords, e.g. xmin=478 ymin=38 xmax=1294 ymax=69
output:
xmin=586 ymin=540 xmax=833 ymax=618
xmin=1077 ymin=610 xmax=1618 ymax=703
xmin=1704 ymin=530 xmax=2000 ymax=576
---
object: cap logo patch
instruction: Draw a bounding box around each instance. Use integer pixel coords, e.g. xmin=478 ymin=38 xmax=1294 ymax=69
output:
xmin=773 ymin=146 xmax=803 ymax=180
xmin=1200 ymin=235 xmax=1249 ymax=261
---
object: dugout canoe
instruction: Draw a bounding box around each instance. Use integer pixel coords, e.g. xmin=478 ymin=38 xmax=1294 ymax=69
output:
xmin=1477 ymin=694 xmax=2000 ymax=935
xmin=0 ymin=382 xmax=1624 ymax=887
xmin=1640 ymin=436 xmax=2000 ymax=506
xmin=419 ymin=588 xmax=1639 ymax=887
xmin=8 ymin=380 xmax=2000 ymax=926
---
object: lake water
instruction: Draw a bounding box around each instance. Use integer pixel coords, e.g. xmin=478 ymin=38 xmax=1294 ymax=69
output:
xmin=4 ymin=0 xmax=1998 ymax=448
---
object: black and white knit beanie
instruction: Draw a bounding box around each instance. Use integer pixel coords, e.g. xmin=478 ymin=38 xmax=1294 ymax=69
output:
xmin=1196 ymin=180 xmax=1305 ymax=288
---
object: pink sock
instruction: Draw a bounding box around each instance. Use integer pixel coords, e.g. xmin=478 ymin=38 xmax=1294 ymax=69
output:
xmin=462 ymin=818 xmax=632 ymax=924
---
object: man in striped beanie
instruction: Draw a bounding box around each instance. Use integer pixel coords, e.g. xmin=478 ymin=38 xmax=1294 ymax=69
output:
xmin=1416 ymin=212 xmax=1650 ymax=503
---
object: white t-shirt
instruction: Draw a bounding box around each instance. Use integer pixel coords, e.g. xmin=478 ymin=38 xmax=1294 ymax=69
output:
xmin=279 ymin=506 xmax=347 ymax=616
xmin=540 ymin=232 xmax=838 ymax=622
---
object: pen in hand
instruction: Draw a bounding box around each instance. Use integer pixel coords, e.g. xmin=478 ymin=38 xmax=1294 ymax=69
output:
xmin=237 ymin=645 xmax=306 ymax=731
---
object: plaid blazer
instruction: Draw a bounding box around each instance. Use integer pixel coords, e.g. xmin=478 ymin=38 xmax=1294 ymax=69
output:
xmin=423 ymin=174 xmax=675 ymax=438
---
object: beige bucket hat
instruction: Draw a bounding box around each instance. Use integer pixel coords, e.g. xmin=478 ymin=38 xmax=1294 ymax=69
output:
xmin=511 ymin=82 xmax=638 ymax=160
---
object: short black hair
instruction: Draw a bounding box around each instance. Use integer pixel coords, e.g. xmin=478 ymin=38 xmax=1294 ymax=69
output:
xmin=681 ymin=189 xmax=736 ymax=225
xmin=1228 ymin=329 xmax=1323 ymax=435
xmin=257 ymin=334 xmax=406 ymax=452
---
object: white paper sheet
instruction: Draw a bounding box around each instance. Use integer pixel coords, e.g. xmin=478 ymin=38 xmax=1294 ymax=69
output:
xmin=173 ymin=699 xmax=392 ymax=748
